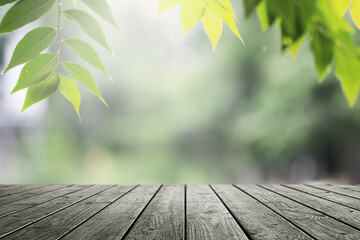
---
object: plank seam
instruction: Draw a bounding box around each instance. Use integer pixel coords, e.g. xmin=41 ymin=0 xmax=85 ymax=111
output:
xmin=209 ymin=185 xmax=252 ymax=240
xmin=0 ymin=185 xmax=94 ymax=218
xmin=282 ymin=185 xmax=360 ymax=212
xmin=0 ymin=185 xmax=50 ymax=198
xmin=119 ymin=185 xmax=163 ymax=240
xmin=233 ymin=185 xmax=316 ymax=240
xmin=259 ymin=185 xmax=360 ymax=233
xmin=184 ymin=184 xmax=187 ymax=240
xmin=0 ymin=185 xmax=117 ymax=239
xmin=0 ymin=185 xmax=73 ymax=207
xmin=306 ymin=185 xmax=360 ymax=200
xmin=57 ymin=185 xmax=140 ymax=240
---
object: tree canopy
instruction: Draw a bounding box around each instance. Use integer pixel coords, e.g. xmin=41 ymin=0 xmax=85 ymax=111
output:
xmin=1 ymin=0 xmax=360 ymax=120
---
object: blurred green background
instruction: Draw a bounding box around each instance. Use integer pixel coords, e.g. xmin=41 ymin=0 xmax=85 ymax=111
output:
xmin=0 ymin=0 xmax=360 ymax=184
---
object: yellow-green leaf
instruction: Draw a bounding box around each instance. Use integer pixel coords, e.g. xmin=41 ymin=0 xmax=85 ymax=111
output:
xmin=22 ymin=72 xmax=60 ymax=112
xmin=335 ymin=48 xmax=360 ymax=106
xmin=202 ymin=5 xmax=223 ymax=51
xmin=0 ymin=0 xmax=56 ymax=34
xmin=256 ymin=0 xmax=270 ymax=31
xmin=180 ymin=0 xmax=206 ymax=34
xmin=350 ymin=0 xmax=360 ymax=29
xmin=64 ymin=10 xmax=112 ymax=54
xmin=329 ymin=0 xmax=350 ymax=16
xmin=289 ymin=35 xmax=306 ymax=60
xmin=62 ymin=62 xmax=108 ymax=106
xmin=64 ymin=38 xmax=111 ymax=81
xmin=12 ymin=53 xmax=59 ymax=93
xmin=60 ymin=76 xmax=81 ymax=121
xmin=208 ymin=0 xmax=244 ymax=45
xmin=157 ymin=0 xmax=181 ymax=15
xmin=4 ymin=27 xmax=57 ymax=73
xmin=72 ymin=0 xmax=77 ymax=7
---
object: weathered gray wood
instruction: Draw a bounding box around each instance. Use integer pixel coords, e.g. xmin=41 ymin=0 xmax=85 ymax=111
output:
xmin=309 ymin=185 xmax=360 ymax=199
xmin=61 ymin=185 xmax=160 ymax=240
xmin=0 ymin=185 xmax=88 ymax=217
xmin=211 ymin=185 xmax=311 ymax=240
xmin=0 ymin=185 xmax=111 ymax=238
xmin=0 ymin=185 xmax=68 ymax=206
xmin=263 ymin=185 xmax=360 ymax=230
xmin=285 ymin=184 xmax=360 ymax=211
xmin=333 ymin=185 xmax=360 ymax=192
xmin=2 ymin=185 xmax=134 ymax=240
xmin=125 ymin=185 xmax=185 ymax=240
xmin=238 ymin=185 xmax=360 ymax=239
xmin=187 ymin=185 xmax=248 ymax=240
xmin=0 ymin=185 xmax=47 ymax=198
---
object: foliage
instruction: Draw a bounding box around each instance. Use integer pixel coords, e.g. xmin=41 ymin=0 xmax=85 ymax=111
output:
xmin=159 ymin=0 xmax=360 ymax=107
xmin=0 ymin=0 xmax=114 ymax=119
xmin=1 ymin=0 xmax=360 ymax=120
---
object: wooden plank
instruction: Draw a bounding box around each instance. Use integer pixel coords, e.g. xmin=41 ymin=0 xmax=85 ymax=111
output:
xmin=2 ymin=185 xmax=135 ymax=239
xmin=0 ymin=185 xmax=88 ymax=217
xmin=186 ymin=185 xmax=248 ymax=240
xmin=285 ymin=185 xmax=360 ymax=211
xmin=0 ymin=185 xmax=113 ymax=238
xmin=263 ymin=185 xmax=360 ymax=230
xmin=238 ymin=185 xmax=360 ymax=239
xmin=0 ymin=185 xmax=68 ymax=206
xmin=0 ymin=185 xmax=47 ymax=198
xmin=61 ymin=185 xmax=160 ymax=240
xmin=125 ymin=185 xmax=184 ymax=240
xmin=309 ymin=185 xmax=360 ymax=199
xmin=211 ymin=185 xmax=311 ymax=240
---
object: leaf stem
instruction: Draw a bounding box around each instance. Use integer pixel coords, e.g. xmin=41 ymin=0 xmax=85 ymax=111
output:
xmin=57 ymin=0 xmax=62 ymax=73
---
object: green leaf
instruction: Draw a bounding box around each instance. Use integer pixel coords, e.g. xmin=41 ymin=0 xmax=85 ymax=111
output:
xmin=82 ymin=0 xmax=118 ymax=28
xmin=64 ymin=9 xmax=112 ymax=53
xmin=60 ymin=76 xmax=81 ymax=120
xmin=256 ymin=0 xmax=275 ymax=31
xmin=22 ymin=71 xmax=60 ymax=112
xmin=12 ymin=53 xmax=59 ymax=93
xmin=63 ymin=38 xmax=111 ymax=81
xmin=0 ymin=0 xmax=55 ymax=34
xmin=180 ymin=0 xmax=206 ymax=34
xmin=62 ymin=62 xmax=108 ymax=106
xmin=0 ymin=0 xmax=18 ymax=6
xmin=202 ymin=5 xmax=223 ymax=51
xmin=157 ymin=0 xmax=181 ymax=15
xmin=335 ymin=47 xmax=360 ymax=107
xmin=208 ymin=0 xmax=244 ymax=45
xmin=242 ymin=0 xmax=261 ymax=18
xmin=310 ymin=29 xmax=333 ymax=82
xmin=3 ymin=27 xmax=57 ymax=73
xmin=288 ymin=34 xmax=306 ymax=60
xmin=351 ymin=0 xmax=360 ymax=29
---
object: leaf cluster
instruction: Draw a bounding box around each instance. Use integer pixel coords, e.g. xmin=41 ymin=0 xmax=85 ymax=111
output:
xmin=0 ymin=0 xmax=117 ymax=120
xmin=159 ymin=0 xmax=360 ymax=106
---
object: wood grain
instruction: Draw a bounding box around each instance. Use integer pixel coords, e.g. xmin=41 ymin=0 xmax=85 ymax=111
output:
xmin=263 ymin=185 xmax=360 ymax=230
xmin=186 ymin=185 xmax=248 ymax=240
xmin=285 ymin=184 xmax=360 ymax=211
xmin=3 ymin=185 xmax=134 ymax=240
xmin=308 ymin=185 xmax=360 ymax=199
xmin=0 ymin=185 xmax=110 ymax=238
xmin=211 ymin=185 xmax=311 ymax=240
xmin=0 ymin=185 xmax=87 ymax=217
xmin=125 ymin=185 xmax=185 ymax=240
xmin=238 ymin=184 xmax=360 ymax=239
xmin=61 ymin=185 xmax=160 ymax=240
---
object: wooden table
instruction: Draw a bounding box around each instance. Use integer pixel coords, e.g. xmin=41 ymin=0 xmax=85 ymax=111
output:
xmin=0 ymin=184 xmax=360 ymax=239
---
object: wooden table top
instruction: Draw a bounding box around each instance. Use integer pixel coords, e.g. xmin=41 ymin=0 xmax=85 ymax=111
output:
xmin=0 ymin=184 xmax=359 ymax=239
